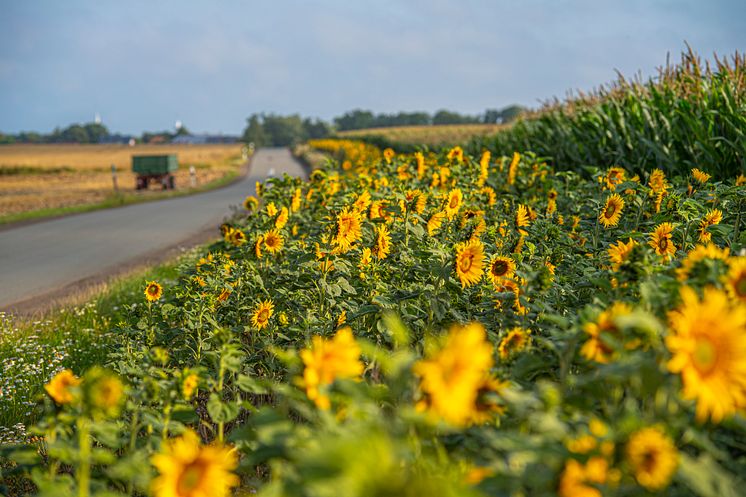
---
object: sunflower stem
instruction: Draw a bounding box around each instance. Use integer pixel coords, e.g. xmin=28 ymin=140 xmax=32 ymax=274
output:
xmin=77 ymin=418 xmax=91 ymax=497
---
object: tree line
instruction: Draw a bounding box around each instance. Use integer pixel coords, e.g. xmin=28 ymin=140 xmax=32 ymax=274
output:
xmin=241 ymin=105 xmax=525 ymax=147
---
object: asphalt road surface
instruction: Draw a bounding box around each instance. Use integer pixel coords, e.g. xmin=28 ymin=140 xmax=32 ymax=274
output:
xmin=0 ymin=148 xmax=306 ymax=311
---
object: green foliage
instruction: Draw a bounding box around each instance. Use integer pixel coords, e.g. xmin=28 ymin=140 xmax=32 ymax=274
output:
xmin=471 ymin=49 xmax=746 ymax=178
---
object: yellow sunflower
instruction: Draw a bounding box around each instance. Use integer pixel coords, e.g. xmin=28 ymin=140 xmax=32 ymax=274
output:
xmin=648 ymin=168 xmax=668 ymax=193
xmin=666 ymin=286 xmax=746 ymax=423
xmin=405 ymin=189 xmax=427 ymax=214
xmin=691 ymin=168 xmax=711 ymax=184
xmin=498 ymin=327 xmax=531 ymax=360
xmin=444 ymin=189 xmax=463 ymax=219
xmin=251 ymin=300 xmax=274 ymax=329
xmin=725 ymin=256 xmax=746 ymax=303
xmin=263 ymin=229 xmax=284 ymax=254
xmin=446 ymin=145 xmax=463 ymax=162
xmin=83 ymin=367 xmax=124 ymax=418
xmin=515 ymin=204 xmax=530 ymax=235
xmin=598 ymin=194 xmax=625 ymax=228
xmin=274 ymin=207 xmax=289 ymax=230
xmin=44 ymin=369 xmax=81 ymax=405
xmin=507 ymin=152 xmax=520 ymax=185
xmin=266 ymin=202 xmax=278 ymax=217
xmin=608 ymin=238 xmax=637 ymax=270
xmin=333 ymin=207 xmax=362 ymax=252
xmin=242 ymin=195 xmax=258 ymax=211
xmin=290 ymin=188 xmax=302 ymax=212
xmin=372 ymin=224 xmax=391 ymax=259
xmin=427 ymin=211 xmax=447 ymax=235
xmin=698 ymin=208 xmax=722 ymax=243
xmin=581 ymin=302 xmax=633 ymax=363
xmin=470 ymin=376 xmax=509 ymax=424
xmin=300 ymin=327 xmax=364 ymax=410
xmin=151 ymin=430 xmax=239 ymax=497
xmin=369 ymin=200 xmax=388 ymax=221
xmin=648 ymin=222 xmax=677 ymax=260
xmin=487 ymin=255 xmax=516 ymax=286
xmin=383 ymin=147 xmax=395 ymax=163
xmin=145 ymin=281 xmax=163 ymax=302
xmin=558 ymin=457 xmax=610 ymax=497
xmin=182 ymin=374 xmax=199 ymax=400
xmin=224 ymin=227 xmax=246 ymax=247
xmin=604 ymin=166 xmax=626 ymax=190
xmin=626 ymin=426 xmax=678 ymax=491
xmin=352 ymin=190 xmax=372 ymax=213
xmin=254 ymin=234 xmax=264 ymax=258
xmin=676 ymin=243 xmax=729 ymax=281
xmin=454 ymin=238 xmax=485 ymax=288
xmin=413 ymin=322 xmax=494 ymax=426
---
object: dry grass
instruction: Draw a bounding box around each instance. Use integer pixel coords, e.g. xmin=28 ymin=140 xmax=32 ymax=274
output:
xmin=0 ymin=144 xmax=244 ymax=218
xmin=337 ymin=123 xmax=507 ymax=146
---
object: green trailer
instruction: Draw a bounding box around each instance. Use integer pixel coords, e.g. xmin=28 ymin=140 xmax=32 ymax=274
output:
xmin=132 ymin=154 xmax=178 ymax=190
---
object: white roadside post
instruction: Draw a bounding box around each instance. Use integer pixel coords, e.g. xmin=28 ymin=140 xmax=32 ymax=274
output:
xmin=189 ymin=165 xmax=197 ymax=188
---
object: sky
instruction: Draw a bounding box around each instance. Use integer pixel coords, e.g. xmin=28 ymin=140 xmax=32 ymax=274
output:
xmin=1 ymin=0 xmax=744 ymax=135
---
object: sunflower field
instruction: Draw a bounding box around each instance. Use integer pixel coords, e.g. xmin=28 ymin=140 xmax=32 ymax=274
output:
xmin=2 ymin=140 xmax=746 ymax=497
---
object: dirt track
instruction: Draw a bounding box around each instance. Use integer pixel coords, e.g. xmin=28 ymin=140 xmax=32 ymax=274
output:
xmin=0 ymin=148 xmax=306 ymax=313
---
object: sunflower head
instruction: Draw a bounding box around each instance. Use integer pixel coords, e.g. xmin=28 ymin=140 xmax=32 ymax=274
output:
xmin=372 ymin=224 xmax=392 ymax=260
xmin=498 ymin=327 xmax=531 ymax=360
xmin=333 ymin=207 xmax=362 ymax=252
xmin=488 ymin=255 xmax=516 ymax=286
xmin=599 ymin=194 xmax=625 ymax=228
xmin=251 ymin=300 xmax=274 ymax=330
xmin=608 ymin=238 xmax=638 ymax=271
xmin=725 ymin=257 xmax=746 ymax=303
xmin=666 ymin=286 xmax=746 ymax=423
xmin=263 ymin=229 xmax=284 ymax=254
xmin=82 ymin=367 xmax=125 ymax=419
xmin=454 ymin=239 xmax=485 ymax=288
xmin=648 ymin=222 xmax=676 ymax=260
xmin=145 ymin=281 xmax=163 ymax=302
xmin=444 ymin=189 xmax=463 ymax=218
xmin=427 ymin=211 xmax=447 ymax=236
xmin=151 ymin=430 xmax=239 ymax=497
xmin=604 ymin=166 xmax=626 ymax=190
xmin=626 ymin=426 xmax=678 ymax=491
xmin=581 ymin=302 xmax=633 ymax=363
xmin=691 ymin=168 xmax=711 ymax=184
xmin=44 ymin=369 xmax=81 ymax=405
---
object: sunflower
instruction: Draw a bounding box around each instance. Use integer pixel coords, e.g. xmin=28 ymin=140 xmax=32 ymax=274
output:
xmin=608 ymin=238 xmax=637 ymax=270
xmin=427 ymin=211 xmax=447 ymax=236
xmin=254 ymin=234 xmax=264 ymax=258
xmin=224 ymin=227 xmax=246 ymax=247
xmin=676 ymin=244 xmax=729 ymax=281
xmin=515 ymin=204 xmax=530 ymax=235
xmin=648 ymin=168 xmax=668 ymax=193
xmin=369 ymin=200 xmax=388 ymax=221
xmin=333 ymin=207 xmax=362 ymax=252
xmin=352 ymin=190 xmax=371 ymax=213
xmin=507 ymin=152 xmax=520 ymax=185
xmin=604 ymin=166 xmax=626 ymax=190
xmin=446 ymin=145 xmax=463 ymax=162
xmin=666 ymin=286 xmax=746 ymax=423
xmin=383 ymin=147 xmax=395 ymax=163
xmin=478 ymin=151 xmax=491 ymax=185
xmin=182 ymin=374 xmax=199 ymax=400
xmin=487 ymin=255 xmax=516 ymax=286
xmin=83 ymin=367 xmax=124 ymax=418
xmin=405 ymin=189 xmax=427 ymax=214
xmin=44 ymin=369 xmax=81 ymax=404
xmin=145 ymin=281 xmax=163 ymax=302
xmin=598 ymin=194 xmax=625 ymax=228
xmin=263 ymin=229 xmax=284 ymax=254
xmin=372 ymin=224 xmax=391 ymax=259
xmin=480 ymin=186 xmax=497 ymax=206
xmin=471 ymin=376 xmax=509 ymax=423
xmin=151 ymin=430 xmax=239 ymax=497
xmin=737 ymin=174 xmax=746 ymax=186
xmin=581 ymin=302 xmax=633 ymax=363
xmin=266 ymin=202 xmax=278 ymax=217
xmin=300 ymin=327 xmax=363 ymax=410
xmin=691 ymin=168 xmax=711 ymax=184
xmin=413 ymin=323 xmax=494 ymax=426
xmin=444 ymin=189 xmax=463 ymax=218
xmin=243 ymin=195 xmax=258 ymax=211
xmin=251 ymin=300 xmax=274 ymax=329
xmin=648 ymin=222 xmax=676 ymax=260
xmin=698 ymin=208 xmax=722 ymax=243
xmin=498 ymin=327 xmax=531 ymax=360
xmin=290 ymin=188 xmax=302 ymax=212
xmin=625 ymin=426 xmax=678 ymax=491
xmin=414 ymin=151 xmax=426 ymax=178
xmin=454 ymin=239 xmax=485 ymax=288
xmin=558 ymin=457 xmax=610 ymax=497
xmin=725 ymin=257 xmax=746 ymax=303
xmin=274 ymin=207 xmax=289 ymax=230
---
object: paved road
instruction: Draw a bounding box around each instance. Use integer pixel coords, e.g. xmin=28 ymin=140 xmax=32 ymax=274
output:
xmin=0 ymin=148 xmax=306 ymax=311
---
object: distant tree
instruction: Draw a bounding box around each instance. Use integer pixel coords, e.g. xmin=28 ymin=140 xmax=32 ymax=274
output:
xmin=302 ymin=118 xmax=331 ymax=139
xmin=483 ymin=109 xmax=501 ymax=124
xmin=83 ymin=123 xmax=110 ymax=143
xmin=0 ymin=133 xmax=15 ymax=144
xmin=242 ymin=114 xmax=268 ymax=147
xmin=262 ymin=114 xmax=306 ymax=146
xmin=334 ymin=110 xmax=375 ymax=131
xmin=174 ymin=124 xmax=191 ymax=136
xmin=432 ymin=110 xmax=480 ymax=125
xmin=60 ymin=124 xmax=90 ymax=143
xmin=499 ymin=105 xmax=526 ymax=123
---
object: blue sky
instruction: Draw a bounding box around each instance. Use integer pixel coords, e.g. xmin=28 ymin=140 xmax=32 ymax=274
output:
xmin=1 ymin=0 xmax=744 ymax=134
